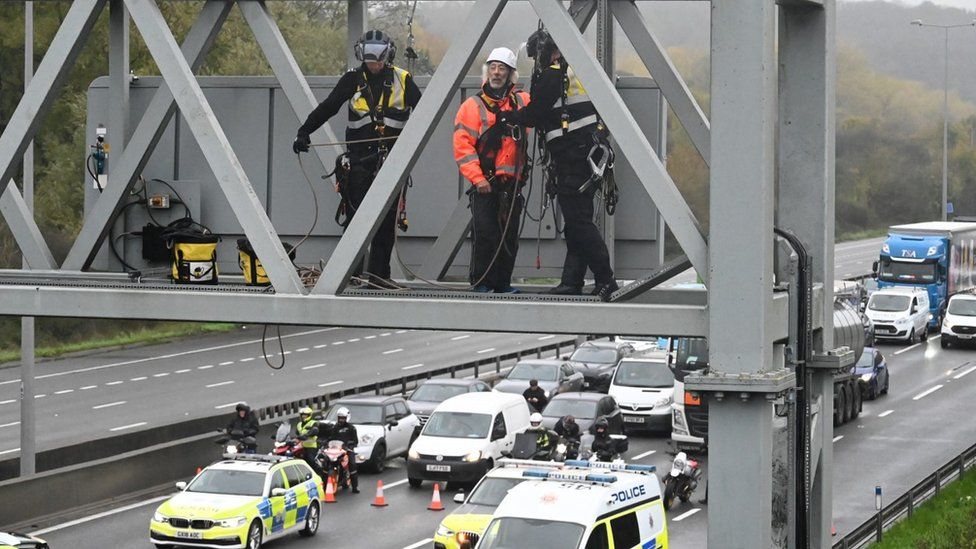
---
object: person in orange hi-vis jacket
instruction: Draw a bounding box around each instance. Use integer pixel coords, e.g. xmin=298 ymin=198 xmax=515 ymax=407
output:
xmin=453 ymin=47 xmax=530 ymax=294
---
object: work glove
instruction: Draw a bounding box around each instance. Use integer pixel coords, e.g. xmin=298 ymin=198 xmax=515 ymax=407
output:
xmin=293 ymin=130 xmax=311 ymax=154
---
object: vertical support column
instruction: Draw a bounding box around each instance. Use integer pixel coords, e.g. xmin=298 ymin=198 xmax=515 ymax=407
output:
xmin=348 ymin=0 xmax=367 ymax=70
xmin=779 ymin=2 xmax=836 ymax=547
xmin=20 ymin=0 xmax=36 ymax=478
xmin=595 ymin=0 xmax=614 ymax=267
xmin=708 ymin=0 xmax=777 ymax=546
xmin=106 ymin=0 xmax=129 ymax=269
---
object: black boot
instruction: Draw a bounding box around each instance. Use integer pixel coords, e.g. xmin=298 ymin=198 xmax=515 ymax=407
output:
xmin=548 ymin=284 xmax=583 ymax=295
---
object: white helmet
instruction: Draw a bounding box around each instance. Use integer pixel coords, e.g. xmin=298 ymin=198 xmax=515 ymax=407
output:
xmin=486 ymin=47 xmax=517 ymax=70
xmin=530 ymin=412 xmax=543 ymax=426
xmin=337 ymin=407 xmax=350 ymax=420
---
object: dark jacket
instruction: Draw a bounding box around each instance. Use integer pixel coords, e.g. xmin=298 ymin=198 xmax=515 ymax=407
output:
xmin=554 ymin=418 xmax=581 ymax=441
xmin=591 ymin=433 xmax=614 ymax=457
xmin=523 ymin=386 xmax=549 ymax=412
xmin=226 ymin=412 xmax=259 ymax=437
xmin=326 ymin=421 xmax=359 ymax=449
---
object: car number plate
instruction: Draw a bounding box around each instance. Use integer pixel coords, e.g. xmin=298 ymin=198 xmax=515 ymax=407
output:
xmin=624 ymin=415 xmax=645 ymax=423
xmin=175 ymin=531 xmax=203 ymax=539
xmin=426 ymin=464 xmax=451 ymax=472
xmin=958 ymin=334 xmax=972 ymax=340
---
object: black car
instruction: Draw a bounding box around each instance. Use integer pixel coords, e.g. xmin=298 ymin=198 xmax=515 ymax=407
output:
xmin=540 ymin=392 xmax=625 ymax=435
xmin=565 ymin=341 xmax=635 ymax=392
xmin=406 ymin=378 xmax=491 ymax=425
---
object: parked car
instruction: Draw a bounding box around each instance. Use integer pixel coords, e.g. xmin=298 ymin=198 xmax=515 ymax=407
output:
xmin=539 ymin=392 xmax=624 ymax=434
xmin=408 ymin=379 xmax=492 ymax=425
xmin=855 ymin=347 xmax=889 ymax=400
xmin=609 ymin=354 xmax=674 ymax=432
xmin=323 ymin=395 xmax=421 ymax=472
xmin=492 ymin=359 xmax=584 ymax=398
xmin=940 ymin=293 xmax=976 ymax=348
xmin=565 ymin=341 xmax=635 ymax=391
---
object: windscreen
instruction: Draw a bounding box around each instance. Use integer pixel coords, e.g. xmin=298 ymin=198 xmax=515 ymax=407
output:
xmin=614 ymin=360 xmax=673 ymax=388
xmin=570 ymin=347 xmax=618 ymax=364
xmin=422 ymin=411 xmax=492 ymax=438
xmin=671 ymin=338 xmax=709 ymax=382
xmin=868 ymin=294 xmax=911 ymax=312
xmin=509 ymin=362 xmax=558 ymax=382
xmin=274 ymin=422 xmax=293 ymax=442
xmin=411 ymin=383 xmax=469 ymax=403
xmin=187 ymin=469 xmax=265 ymax=496
xmin=479 ymin=518 xmax=585 ymax=549
xmin=543 ymin=398 xmax=597 ymax=419
xmin=948 ymin=298 xmax=976 ymax=316
xmin=325 ymin=403 xmax=384 ymax=424
xmin=878 ymin=259 xmax=937 ymax=283
xmin=467 ymin=478 xmax=525 ymax=506
xmin=855 ymin=349 xmax=874 ymax=369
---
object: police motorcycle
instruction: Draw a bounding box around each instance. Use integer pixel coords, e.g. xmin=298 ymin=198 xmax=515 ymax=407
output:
xmin=269 ymin=420 xmax=308 ymax=459
xmin=579 ymin=433 xmax=629 ymax=463
xmin=510 ymin=431 xmax=556 ymax=461
xmin=662 ymin=451 xmax=702 ymax=510
xmin=214 ymin=428 xmax=257 ymax=456
xmin=317 ymin=439 xmax=352 ymax=490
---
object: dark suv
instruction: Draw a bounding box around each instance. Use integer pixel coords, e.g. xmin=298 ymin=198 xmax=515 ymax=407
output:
xmin=565 ymin=341 xmax=635 ymax=392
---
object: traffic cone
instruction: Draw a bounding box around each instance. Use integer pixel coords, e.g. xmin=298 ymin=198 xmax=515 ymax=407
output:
xmin=324 ymin=476 xmax=337 ymax=503
xmin=427 ymin=482 xmax=445 ymax=511
xmin=371 ymin=480 xmax=388 ymax=507
xmin=831 ymin=523 xmax=837 ymax=537
xmin=195 ymin=467 xmax=202 ymax=475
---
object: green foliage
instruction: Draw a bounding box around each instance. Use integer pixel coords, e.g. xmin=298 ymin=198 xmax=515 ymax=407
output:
xmin=871 ymin=471 xmax=976 ymax=549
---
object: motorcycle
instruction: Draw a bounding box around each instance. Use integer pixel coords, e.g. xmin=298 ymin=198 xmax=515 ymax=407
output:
xmin=317 ymin=439 xmax=352 ymax=490
xmin=214 ymin=428 xmax=257 ymax=456
xmin=269 ymin=421 xmax=307 ymax=459
xmin=551 ymin=436 xmax=581 ymax=462
xmin=580 ymin=434 xmax=628 ymax=463
xmin=512 ymin=431 xmax=557 ymax=461
xmin=662 ymin=451 xmax=702 ymax=510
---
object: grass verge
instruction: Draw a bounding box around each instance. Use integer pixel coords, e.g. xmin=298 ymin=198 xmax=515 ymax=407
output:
xmin=0 ymin=322 xmax=240 ymax=365
xmin=871 ymin=470 xmax=976 ymax=548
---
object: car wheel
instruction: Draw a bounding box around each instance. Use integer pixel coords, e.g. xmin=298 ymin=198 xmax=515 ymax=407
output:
xmin=408 ymin=476 xmax=423 ymax=488
xmin=299 ymin=501 xmax=320 ymax=537
xmin=921 ymin=327 xmax=929 ymax=341
xmin=941 ymin=337 xmax=949 ymax=349
xmin=907 ymin=328 xmax=916 ymax=345
xmin=833 ymin=387 xmax=845 ymax=427
xmin=371 ymin=442 xmax=387 ymax=473
xmin=882 ymin=373 xmax=890 ymax=395
xmin=245 ymin=520 xmax=263 ymax=549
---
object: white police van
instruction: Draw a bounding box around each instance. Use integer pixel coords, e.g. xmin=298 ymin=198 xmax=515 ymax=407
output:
xmin=472 ymin=460 xmax=668 ymax=549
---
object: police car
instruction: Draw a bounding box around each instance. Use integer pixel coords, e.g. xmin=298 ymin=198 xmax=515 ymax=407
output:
xmin=434 ymin=459 xmax=565 ymax=549
xmin=473 ymin=461 xmax=668 ymax=549
xmin=0 ymin=531 xmax=48 ymax=549
xmin=149 ymin=454 xmax=323 ymax=549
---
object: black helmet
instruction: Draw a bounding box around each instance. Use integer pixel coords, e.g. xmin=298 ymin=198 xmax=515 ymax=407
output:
xmin=526 ymin=28 xmax=555 ymax=61
xmin=235 ymin=403 xmax=250 ymax=413
xmin=594 ymin=418 xmax=609 ymax=433
xmin=355 ymin=29 xmax=396 ymax=64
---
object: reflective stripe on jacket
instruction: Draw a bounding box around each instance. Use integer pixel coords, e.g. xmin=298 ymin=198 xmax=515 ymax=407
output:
xmin=453 ymin=90 xmax=530 ymax=185
xmin=347 ymin=66 xmax=411 ymax=138
xmin=297 ymin=417 xmax=318 ymax=449
xmin=544 ymin=65 xmax=598 ymax=144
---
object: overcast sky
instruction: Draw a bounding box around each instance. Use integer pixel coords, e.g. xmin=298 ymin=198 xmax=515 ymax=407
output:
xmin=844 ymin=0 xmax=975 ymax=11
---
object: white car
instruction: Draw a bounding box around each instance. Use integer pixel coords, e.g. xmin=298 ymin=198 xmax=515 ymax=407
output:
xmin=865 ymin=286 xmax=931 ymax=343
xmin=608 ymin=353 xmax=674 ymax=431
xmin=323 ymin=396 xmax=420 ymax=472
xmin=941 ymin=293 xmax=976 ymax=348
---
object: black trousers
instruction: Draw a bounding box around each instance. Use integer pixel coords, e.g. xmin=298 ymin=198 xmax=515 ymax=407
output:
xmin=555 ymin=174 xmax=613 ymax=286
xmin=469 ymin=186 xmax=522 ymax=290
xmin=345 ymin=163 xmax=398 ymax=280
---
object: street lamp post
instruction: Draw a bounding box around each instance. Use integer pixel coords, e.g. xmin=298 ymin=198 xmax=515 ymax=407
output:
xmin=910 ymin=18 xmax=976 ymax=222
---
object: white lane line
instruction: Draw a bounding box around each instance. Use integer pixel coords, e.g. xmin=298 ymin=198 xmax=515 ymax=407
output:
xmin=109 ymin=422 xmax=147 ymax=432
xmin=672 ymin=508 xmax=701 ymax=522
xmin=240 ymin=357 xmax=255 ymax=363
xmin=302 ymin=363 xmax=327 ymax=370
xmin=215 ymin=402 xmax=240 ymax=409
xmin=314 ymin=344 xmax=328 ymax=349
xmin=219 ymin=361 xmax=234 ymax=366
xmin=537 ymin=335 xmax=555 ymax=341
xmin=93 ymin=401 xmax=126 ymax=410
xmin=80 ymin=385 xmax=97 ymax=390
xmin=632 ymin=450 xmax=656 ymax=460
xmin=894 ymin=343 xmax=921 ymax=355
xmin=153 ymin=373 xmax=169 ymax=378
xmin=932 ymin=334 xmax=942 ymax=340
xmin=0 ymin=326 xmax=341 ymax=386
xmin=954 ymin=366 xmax=976 ymax=380
xmin=129 ymin=377 xmax=146 ymax=382
xmin=364 ymin=335 xmax=377 ymax=340
xmin=477 ymin=348 xmax=496 ymax=354
xmin=383 ymin=348 xmax=404 ymax=355
xmin=0 ymin=447 xmax=20 ymax=456
xmin=451 ymin=335 xmax=471 ymax=341
xmin=913 ymin=385 xmax=944 ymax=400
xmin=380 ymin=332 xmax=392 ymax=337
xmin=32 ymin=494 xmax=171 ymax=535
xmin=832 ymin=435 xmax=844 ymax=443
xmin=174 ymin=369 xmax=191 ymax=374
xmin=402 ymin=363 xmax=424 ymax=370
xmin=332 ymin=341 xmax=345 ymax=345
xmin=348 ymin=338 xmax=361 ymax=343
xmin=318 ymin=380 xmax=343 ymax=388
xmin=396 ymin=330 xmax=408 ymax=334
xmin=296 ymin=347 xmax=309 ymax=352
xmin=107 ymin=380 xmax=125 ymax=385
xmin=34 ymin=394 xmax=46 ymax=399
xmin=384 ymin=478 xmax=410 ymax=488
xmin=54 ymin=389 xmax=74 ymax=395
xmin=0 ymin=421 xmax=21 ymax=429
xmin=206 ymin=381 xmax=235 ymax=389
xmin=878 ymin=410 xmax=894 ymax=418
xmin=198 ymin=365 xmax=214 ymax=370
xmin=0 ymin=399 xmax=16 ymax=405
xmin=403 ymin=539 xmax=435 ymax=549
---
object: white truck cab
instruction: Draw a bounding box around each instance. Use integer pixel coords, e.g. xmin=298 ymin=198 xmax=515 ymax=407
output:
xmin=865 ymin=286 xmax=931 ymax=344
xmin=474 ymin=461 xmax=668 ymax=549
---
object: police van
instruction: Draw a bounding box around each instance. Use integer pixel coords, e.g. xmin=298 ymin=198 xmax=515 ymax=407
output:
xmin=471 ymin=460 xmax=668 ymax=549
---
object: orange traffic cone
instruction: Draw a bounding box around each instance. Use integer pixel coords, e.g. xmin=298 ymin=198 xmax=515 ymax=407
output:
xmin=324 ymin=476 xmax=337 ymax=503
xmin=831 ymin=523 xmax=837 ymax=537
xmin=195 ymin=467 xmax=202 ymax=475
xmin=371 ymin=480 xmax=388 ymax=507
xmin=427 ymin=482 xmax=445 ymax=511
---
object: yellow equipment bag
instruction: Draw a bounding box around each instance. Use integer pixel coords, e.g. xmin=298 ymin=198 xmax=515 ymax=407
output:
xmin=237 ymin=238 xmax=296 ymax=286
xmin=170 ymin=233 xmax=219 ymax=284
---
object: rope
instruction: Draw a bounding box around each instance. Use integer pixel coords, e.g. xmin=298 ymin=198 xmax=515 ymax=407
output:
xmin=309 ymin=135 xmax=399 ymax=148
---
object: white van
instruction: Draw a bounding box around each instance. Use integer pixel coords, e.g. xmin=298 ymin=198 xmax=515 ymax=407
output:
xmin=473 ymin=461 xmax=668 ymax=549
xmin=608 ymin=352 xmax=673 ymax=432
xmin=407 ymin=392 xmax=532 ymax=487
xmin=865 ymin=286 xmax=931 ymax=343
xmin=941 ymin=293 xmax=976 ymax=348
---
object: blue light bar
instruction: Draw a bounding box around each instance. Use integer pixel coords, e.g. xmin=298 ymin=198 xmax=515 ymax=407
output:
xmin=522 ymin=469 xmax=617 ymax=483
xmin=585 ymin=474 xmax=618 ymax=483
xmin=563 ymin=460 xmax=656 ymax=473
xmin=523 ymin=469 xmax=551 ymax=478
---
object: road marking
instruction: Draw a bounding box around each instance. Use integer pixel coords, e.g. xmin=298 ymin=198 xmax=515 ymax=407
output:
xmin=537 ymin=335 xmax=555 ymax=341
xmin=383 ymin=348 xmax=404 ymax=355
xmin=318 ymin=380 xmax=343 ymax=388
xmin=0 ymin=399 xmax=15 ymax=405
xmin=0 ymin=448 xmax=20 ymax=456
xmin=219 ymin=361 xmax=234 ymax=366
xmin=954 ymin=366 xmax=976 ymax=380
xmin=380 ymin=332 xmax=392 ymax=337
xmin=198 ymin=365 xmax=213 ymax=370
xmin=396 ymin=330 xmax=408 ymax=334
xmin=34 ymin=394 xmax=46 ymax=399
xmin=672 ymin=508 xmax=701 ymax=522
xmin=895 ymin=343 xmax=921 ymax=355
xmin=385 ymin=478 xmax=410 ymax=488
xmin=0 ymin=421 xmax=20 ymax=429
xmin=80 ymin=385 xmax=97 ymax=390
xmin=107 ymin=380 xmax=124 ymax=385
xmin=451 ymin=335 xmax=471 ymax=341
xmin=477 ymin=348 xmax=496 ymax=354
xmin=129 ymin=377 xmax=146 ymax=382
xmin=402 ymin=363 xmax=424 ymax=370
xmin=206 ymin=381 xmax=235 ymax=389
xmin=93 ymin=401 xmax=126 ymax=410
xmin=932 ymin=334 xmax=942 ymax=340
xmin=333 ymin=341 xmax=345 ymax=345
xmin=240 ymin=357 xmax=255 ymax=362
xmin=153 ymin=373 xmax=169 ymax=378
xmin=109 ymin=422 xmax=147 ymax=432
xmin=832 ymin=435 xmax=844 ymax=443
xmin=365 ymin=335 xmax=377 ymax=340
xmin=54 ymin=389 xmax=74 ymax=395
xmin=174 ymin=369 xmax=191 ymax=374
xmin=32 ymin=494 xmax=171 ymax=535
xmin=913 ymin=385 xmax=944 ymax=400
xmin=296 ymin=347 xmax=309 ymax=352
xmin=878 ymin=410 xmax=894 ymax=418
xmin=403 ymin=539 xmax=435 ymax=549
xmin=314 ymin=344 xmax=328 ymax=349
xmin=302 ymin=363 xmax=327 ymax=370
xmin=0 ymin=327 xmax=341 ymax=386
xmin=632 ymin=450 xmax=656 ymax=460
xmin=215 ymin=402 xmax=240 ymax=409
xmin=348 ymin=338 xmax=361 ymax=343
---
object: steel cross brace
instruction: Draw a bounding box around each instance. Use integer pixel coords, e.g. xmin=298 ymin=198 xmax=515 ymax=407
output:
xmin=124 ymin=0 xmax=304 ymax=294
xmin=62 ymin=0 xmax=233 ymax=271
xmin=528 ymin=0 xmax=708 ymax=278
xmin=0 ymin=0 xmax=106 ymax=271
xmin=312 ymin=0 xmax=510 ymax=295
